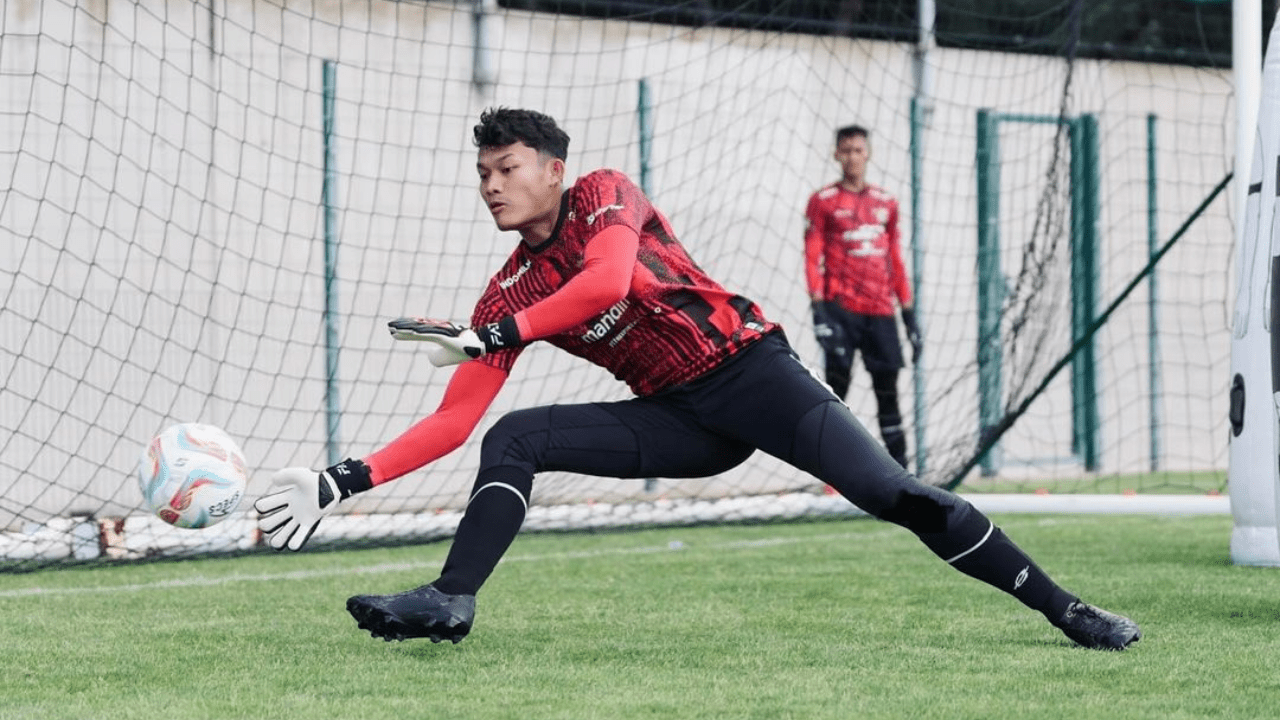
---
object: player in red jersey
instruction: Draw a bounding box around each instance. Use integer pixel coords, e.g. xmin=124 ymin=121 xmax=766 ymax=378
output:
xmin=804 ymin=124 xmax=920 ymax=468
xmin=254 ymin=108 xmax=1139 ymax=651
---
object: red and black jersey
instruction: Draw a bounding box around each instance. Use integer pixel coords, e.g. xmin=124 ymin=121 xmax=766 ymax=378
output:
xmin=804 ymin=182 xmax=911 ymax=317
xmin=470 ymin=169 xmax=778 ymax=396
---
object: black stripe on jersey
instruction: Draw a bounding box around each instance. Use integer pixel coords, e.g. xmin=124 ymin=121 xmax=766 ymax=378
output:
xmin=639 ymin=248 xmax=678 ymax=283
xmin=728 ymin=295 xmax=763 ymax=325
xmin=665 ymin=289 xmax=729 ymax=345
xmin=644 ymin=216 xmax=678 ymax=246
xmin=542 ymin=254 xmax=576 ymax=284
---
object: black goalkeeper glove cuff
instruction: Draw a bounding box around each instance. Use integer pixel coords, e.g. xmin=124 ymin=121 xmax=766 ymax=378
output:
xmin=900 ymin=308 xmax=922 ymax=363
xmin=900 ymin=308 xmax=919 ymax=334
xmin=479 ymin=315 xmax=523 ymax=353
xmin=323 ymin=458 xmax=374 ymax=503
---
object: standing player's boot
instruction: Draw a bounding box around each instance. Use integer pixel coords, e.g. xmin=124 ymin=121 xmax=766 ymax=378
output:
xmin=1052 ymin=601 xmax=1141 ymax=650
xmin=347 ymin=583 xmax=476 ymax=643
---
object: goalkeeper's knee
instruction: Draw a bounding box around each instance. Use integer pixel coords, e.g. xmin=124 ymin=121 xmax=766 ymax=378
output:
xmin=479 ymin=407 xmax=550 ymax=475
xmin=876 ymin=484 xmax=991 ymax=560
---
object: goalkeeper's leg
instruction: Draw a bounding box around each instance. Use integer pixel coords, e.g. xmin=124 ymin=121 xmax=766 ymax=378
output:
xmin=349 ymin=399 xmax=753 ymax=642
xmin=696 ymin=333 xmax=1140 ymax=650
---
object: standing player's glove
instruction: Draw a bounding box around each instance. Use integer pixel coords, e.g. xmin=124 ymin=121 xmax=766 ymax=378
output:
xmin=388 ymin=316 xmax=521 ymax=367
xmin=811 ymin=301 xmax=840 ymax=356
xmin=901 ymin=308 xmax=922 ymax=363
xmin=254 ymin=459 xmax=373 ymax=552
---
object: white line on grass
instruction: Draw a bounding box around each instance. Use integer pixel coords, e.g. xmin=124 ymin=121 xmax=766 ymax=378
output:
xmin=0 ymin=516 xmax=1103 ymax=599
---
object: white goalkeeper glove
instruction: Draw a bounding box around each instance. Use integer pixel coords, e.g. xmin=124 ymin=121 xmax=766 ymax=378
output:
xmin=254 ymin=459 xmax=373 ymax=551
xmin=388 ymin=316 xmax=521 ymax=367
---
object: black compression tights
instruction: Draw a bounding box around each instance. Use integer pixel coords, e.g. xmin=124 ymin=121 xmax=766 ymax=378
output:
xmin=434 ymin=334 xmax=1076 ymax=622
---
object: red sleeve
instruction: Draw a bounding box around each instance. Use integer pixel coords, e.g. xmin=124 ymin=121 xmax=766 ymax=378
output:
xmin=803 ymin=193 xmax=825 ymax=300
xmin=886 ymin=200 xmax=912 ymax=308
xmin=513 ymin=223 xmax=638 ymax=340
xmin=362 ymin=361 xmax=507 ymax=485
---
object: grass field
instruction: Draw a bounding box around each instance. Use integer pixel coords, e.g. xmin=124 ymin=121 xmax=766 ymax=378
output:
xmin=2 ymin=513 xmax=1277 ymax=720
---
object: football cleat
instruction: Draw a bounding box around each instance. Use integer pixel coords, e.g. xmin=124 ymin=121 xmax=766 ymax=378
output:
xmin=1054 ymin=601 xmax=1141 ymax=650
xmin=346 ymin=583 xmax=476 ymax=643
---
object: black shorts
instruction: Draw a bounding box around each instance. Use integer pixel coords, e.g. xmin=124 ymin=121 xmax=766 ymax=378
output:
xmin=814 ymin=302 xmax=903 ymax=373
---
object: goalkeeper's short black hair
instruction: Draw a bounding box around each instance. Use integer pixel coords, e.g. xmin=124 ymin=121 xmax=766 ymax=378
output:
xmin=474 ymin=107 xmax=570 ymax=160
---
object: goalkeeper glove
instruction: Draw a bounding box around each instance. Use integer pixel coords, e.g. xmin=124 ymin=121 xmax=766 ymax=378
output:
xmin=901 ymin=308 xmax=922 ymax=363
xmin=811 ymin=301 xmax=833 ymax=337
xmin=388 ymin=316 xmax=521 ymax=367
xmin=811 ymin=301 xmax=842 ymax=355
xmin=254 ymin=459 xmax=373 ymax=552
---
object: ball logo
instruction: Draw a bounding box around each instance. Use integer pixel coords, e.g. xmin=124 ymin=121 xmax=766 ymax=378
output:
xmin=206 ymin=490 xmax=244 ymax=517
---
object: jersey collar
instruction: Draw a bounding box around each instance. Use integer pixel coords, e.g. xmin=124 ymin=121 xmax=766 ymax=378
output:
xmin=525 ymin=189 xmax=572 ymax=254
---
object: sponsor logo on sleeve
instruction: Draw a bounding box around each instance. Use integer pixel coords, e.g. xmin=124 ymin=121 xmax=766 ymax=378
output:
xmin=586 ymin=203 xmax=625 ymax=225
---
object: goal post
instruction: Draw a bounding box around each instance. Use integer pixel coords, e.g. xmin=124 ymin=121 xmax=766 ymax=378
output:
xmin=1230 ymin=7 xmax=1280 ymax=567
xmin=0 ymin=0 xmax=1247 ymax=570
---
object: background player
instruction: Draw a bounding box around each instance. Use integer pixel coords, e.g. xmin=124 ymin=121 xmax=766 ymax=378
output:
xmin=804 ymin=124 xmax=920 ymax=469
xmin=254 ymin=107 xmax=1139 ymax=651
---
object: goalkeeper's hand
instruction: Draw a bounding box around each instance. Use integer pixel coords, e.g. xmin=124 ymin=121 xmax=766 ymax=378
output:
xmin=254 ymin=459 xmax=372 ymax=552
xmin=388 ymin=316 xmax=520 ymax=367
xmin=901 ymin=308 xmax=922 ymax=364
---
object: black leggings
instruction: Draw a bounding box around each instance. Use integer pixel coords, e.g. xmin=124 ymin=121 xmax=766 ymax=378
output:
xmin=440 ymin=333 xmax=1076 ymax=620
xmin=477 ymin=332 xmax=983 ymax=556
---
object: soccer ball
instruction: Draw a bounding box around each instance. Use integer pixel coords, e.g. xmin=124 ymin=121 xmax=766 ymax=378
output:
xmin=138 ymin=423 xmax=248 ymax=529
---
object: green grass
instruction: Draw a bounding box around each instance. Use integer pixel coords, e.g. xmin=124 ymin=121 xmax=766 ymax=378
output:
xmin=2 ymin=514 xmax=1277 ymax=720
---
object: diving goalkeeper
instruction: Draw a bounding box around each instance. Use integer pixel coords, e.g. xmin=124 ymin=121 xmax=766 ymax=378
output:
xmin=254 ymin=107 xmax=1140 ymax=651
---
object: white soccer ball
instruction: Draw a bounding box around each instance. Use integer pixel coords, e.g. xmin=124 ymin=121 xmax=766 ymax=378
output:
xmin=138 ymin=423 xmax=248 ymax=529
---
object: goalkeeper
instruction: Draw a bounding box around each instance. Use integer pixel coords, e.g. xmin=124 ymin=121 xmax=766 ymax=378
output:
xmin=804 ymin=124 xmax=918 ymax=469
xmin=255 ymin=107 xmax=1140 ymax=651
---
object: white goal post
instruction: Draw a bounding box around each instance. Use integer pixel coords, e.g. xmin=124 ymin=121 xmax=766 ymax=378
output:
xmin=1229 ymin=3 xmax=1280 ymax=567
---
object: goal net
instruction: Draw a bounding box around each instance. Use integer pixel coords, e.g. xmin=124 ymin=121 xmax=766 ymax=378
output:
xmin=0 ymin=0 xmax=1241 ymax=568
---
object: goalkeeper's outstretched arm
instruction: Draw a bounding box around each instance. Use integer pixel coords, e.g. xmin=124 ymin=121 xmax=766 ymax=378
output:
xmin=254 ymin=362 xmax=507 ymax=550
xmin=363 ymin=361 xmax=507 ymax=483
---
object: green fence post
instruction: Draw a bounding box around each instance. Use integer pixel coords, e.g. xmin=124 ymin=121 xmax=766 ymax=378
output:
xmin=638 ymin=78 xmax=653 ymax=197
xmin=909 ymin=96 xmax=928 ymax=475
xmin=975 ymin=109 xmax=1002 ymax=477
xmin=1146 ymin=113 xmax=1161 ymax=471
xmin=322 ymin=59 xmax=341 ymax=466
xmin=1069 ymin=115 xmax=1101 ymax=471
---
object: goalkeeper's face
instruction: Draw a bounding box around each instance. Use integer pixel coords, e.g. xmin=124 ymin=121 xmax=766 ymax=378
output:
xmin=478 ymin=142 xmax=565 ymax=237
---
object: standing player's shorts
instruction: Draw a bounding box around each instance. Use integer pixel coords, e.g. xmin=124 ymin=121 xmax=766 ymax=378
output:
xmin=819 ymin=302 xmax=903 ymax=373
